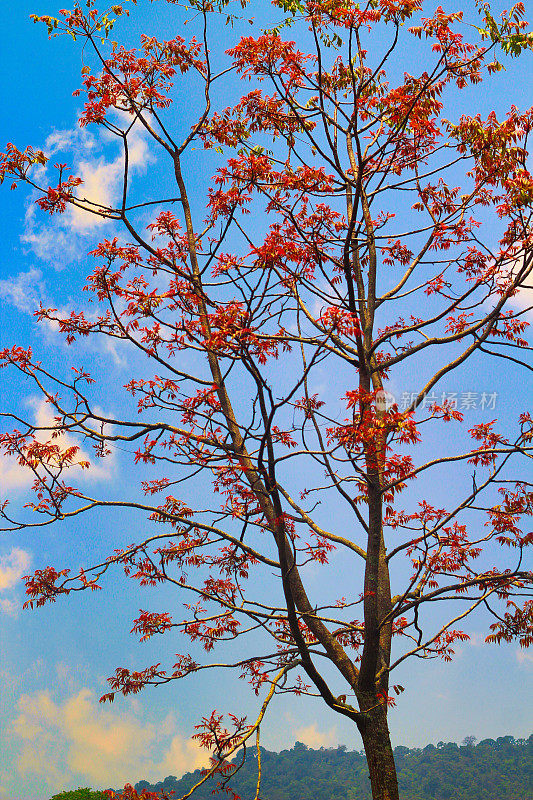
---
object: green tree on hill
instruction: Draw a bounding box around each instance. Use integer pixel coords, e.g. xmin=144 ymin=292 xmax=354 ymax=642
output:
xmin=49 ymin=789 xmax=110 ymax=800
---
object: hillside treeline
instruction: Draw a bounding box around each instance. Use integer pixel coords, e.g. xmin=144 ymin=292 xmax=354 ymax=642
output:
xmin=133 ymin=735 xmax=532 ymax=800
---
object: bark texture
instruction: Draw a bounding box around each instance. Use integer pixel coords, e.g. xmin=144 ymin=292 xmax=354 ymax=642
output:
xmin=357 ymin=704 xmax=399 ymax=800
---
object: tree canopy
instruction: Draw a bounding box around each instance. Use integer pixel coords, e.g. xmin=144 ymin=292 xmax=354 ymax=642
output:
xmin=123 ymin=736 xmax=533 ymax=800
xmin=49 ymin=790 xmax=110 ymax=800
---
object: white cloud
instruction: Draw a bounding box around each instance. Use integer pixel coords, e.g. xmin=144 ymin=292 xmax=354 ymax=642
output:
xmin=0 ymin=598 xmax=19 ymax=615
xmin=0 ymin=397 xmax=115 ymax=494
xmin=496 ymin=251 xmax=533 ymax=321
xmin=45 ymin=127 xmax=97 ymax=157
xmin=0 ymin=267 xmax=127 ymax=366
xmin=32 ymin=396 xmax=114 ymax=479
xmin=72 ymin=124 xmax=150 ymax=232
xmin=0 ymin=268 xmax=46 ymax=315
xmin=0 ymin=455 xmax=33 ymax=492
xmin=22 ymin=204 xmax=84 ymax=266
xmin=71 ymin=155 xmax=124 ymax=233
xmin=466 ymin=632 xmax=486 ymax=647
xmin=0 ymin=548 xmax=31 ymax=592
xmin=22 ymin=119 xmax=153 ymax=263
xmin=516 ymin=649 xmax=533 ymax=667
xmin=294 ymin=723 xmax=337 ymax=749
xmin=0 ymin=547 xmax=31 ymax=615
xmin=11 ymin=689 xmax=208 ymax=793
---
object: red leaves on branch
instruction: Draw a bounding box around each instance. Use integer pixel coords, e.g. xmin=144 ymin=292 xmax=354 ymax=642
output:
xmin=101 ymin=662 xmax=167 ymax=703
xmin=318 ymin=307 xmax=361 ymax=338
xmin=228 ymin=34 xmax=315 ymax=88
xmin=35 ymin=170 xmax=83 ymax=214
xmin=486 ymin=484 xmax=533 ymax=548
xmin=327 ymin=389 xmax=420 ymax=455
xmin=131 ymin=610 xmax=174 ymax=641
xmin=184 ymin=610 xmax=241 ymax=652
xmin=486 ymin=600 xmax=533 ymax=648
xmin=193 ymin=711 xmax=251 ymax=756
xmin=106 ymin=786 xmax=172 ymax=800
xmin=239 ymin=659 xmax=269 ymax=695
xmin=77 ymin=33 xmax=206 ymax=125
xmin=0 ymin=142 xmax=48 ymax=188
xmin=468 ymin=420 xmax=509 ymax=466
xmin=23 ymin=566 xmax=72 ymax=609
xmin=430 ymin=630 xmax=471 ymax=662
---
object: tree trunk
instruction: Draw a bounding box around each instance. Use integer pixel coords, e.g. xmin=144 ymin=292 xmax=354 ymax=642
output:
xmin=357 ymin=702 xmax=399 ymax=800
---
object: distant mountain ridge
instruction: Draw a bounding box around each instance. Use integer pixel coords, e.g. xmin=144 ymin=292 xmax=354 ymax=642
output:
xmin=134 ymin=735 xmax=533 ymax=800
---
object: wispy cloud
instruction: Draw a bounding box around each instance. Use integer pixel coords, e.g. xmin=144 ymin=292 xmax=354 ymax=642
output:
xmin=0 ymin=547 xmax=31 ymax=591
xmin=497 ymin=251 xmax=533 ymax=321
xmin=466 ymin=632 xmax=486 ymax=647
xmin=22 ymin=120 xmax=153 ymax=264
xmin=71 ymin=125 xmax=150 ymax=233
xmin=0 ymin=268 xmax=46 ymax=315
xmin=0 ymin=397 xmax=115 ymax=494
xmin=22 ymin=205 xmax=84 ymax=266
xmin=0 ymin=266 xmax=126 ymax=366
xmin=294 ymin=723 xmax=337 ymax=749
xmin=516 ymin=648 xmax=533 ymax=667
xmin=0 ymin=598 xmax=19 ymax=614
xmin=10 ymin=689 xmax=207 ymax=794
xmin=45 ymin=127 xmax=97 ymax=158
xmin=0 ymin=454 xmax=34 ymax=493
xmin=0 ymin=547 xmax=31 ymax=615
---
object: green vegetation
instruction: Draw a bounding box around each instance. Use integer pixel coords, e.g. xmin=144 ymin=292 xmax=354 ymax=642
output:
xmin=133 ymin=736 xmax=532 ymax=800
xmin=49 ymin=791 xmax=109 ymax=800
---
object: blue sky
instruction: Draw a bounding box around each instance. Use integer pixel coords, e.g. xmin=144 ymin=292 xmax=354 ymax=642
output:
xmin=0 ymin=2 xmax=532 ymax=799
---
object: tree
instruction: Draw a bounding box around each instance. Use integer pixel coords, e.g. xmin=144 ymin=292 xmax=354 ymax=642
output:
xmin=1 ymin=2 xmax=532 ymax=799
xmin=49 ymin=789 xmax=170 ymax=800
xmin=49 ymin=790 xmax=111 ymax=800
xmin=121 ymin=737 xmax=533 ymax=800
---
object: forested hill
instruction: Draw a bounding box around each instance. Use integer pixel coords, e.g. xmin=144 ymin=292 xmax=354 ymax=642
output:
xmin=134 ymin=735 xmax=532 ymax=800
